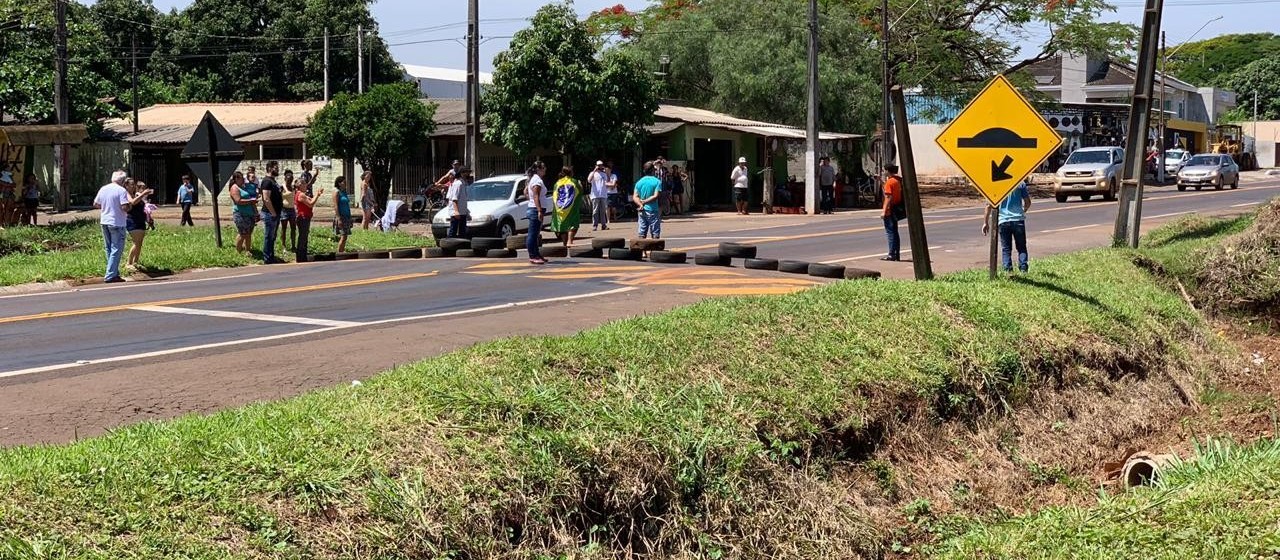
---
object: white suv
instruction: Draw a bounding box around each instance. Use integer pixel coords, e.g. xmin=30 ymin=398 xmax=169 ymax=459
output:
xmin=1053 ymin=147 xmax=1124 ymax=202
xmin=431 ymin=174 xmax=552 ymax=239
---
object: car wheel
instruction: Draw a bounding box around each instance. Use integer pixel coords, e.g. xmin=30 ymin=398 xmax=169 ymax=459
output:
xmin=1055 ymin=194 xmax=1068 ymax=203
xmin=1231 ymin=176 xmax=1239 ymax=190
xmin=1104 ymin=180 xmax=1117 ymax=201
xmin=1081 ymin=194 xmax=1092 ymax=202
xmin=1214 ymin=177 xmax=1224 ymax=191
xmin=498 ymin=219 xmax=516 ymax=238
xmin=1194 ymin=184 xmax=1202 ymax=191
xmin=1177 ymin=184 xmax=1186 ymax=192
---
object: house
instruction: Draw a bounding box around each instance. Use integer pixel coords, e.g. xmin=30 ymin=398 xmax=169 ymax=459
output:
xmin=401 ymin=64 xmax=493 ymax=99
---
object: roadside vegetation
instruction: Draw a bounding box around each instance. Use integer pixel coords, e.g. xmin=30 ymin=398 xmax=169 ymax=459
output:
xmin=0 ymin=220 xmax=434 ymax=286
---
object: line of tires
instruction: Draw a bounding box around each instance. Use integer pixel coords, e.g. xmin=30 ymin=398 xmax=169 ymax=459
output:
xmin=691 ymin=242 xmax=873 ymax=280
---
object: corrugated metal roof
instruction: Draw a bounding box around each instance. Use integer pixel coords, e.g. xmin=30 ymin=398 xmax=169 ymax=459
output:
xmin=104 ymin=102 xmax=326 ymax=137
xmin=646 ymin=122 xmax=684 ymax=135
xmin=655 ymin=104 xmax=861 ymax=139
xmin=0 ymin=124 xmax=89 ymax=145
xmin=123 ymin=123 xmax=271 ymax=146
xmin=238 ymin=127 xmax=307 ymax=143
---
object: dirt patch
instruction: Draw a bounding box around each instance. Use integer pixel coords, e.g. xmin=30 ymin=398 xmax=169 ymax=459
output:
xmin=1194 ymin=199 xmax=1280 ymax=320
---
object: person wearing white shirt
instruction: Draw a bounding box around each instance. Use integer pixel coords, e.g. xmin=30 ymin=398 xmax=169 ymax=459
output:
xmin=524 ymin=161 xmax=549 ymax=264
xmin=587 ymin=160 xmax=611 ymax=231
xmin=446 ymin=168 xmax=471 ymax=238
xmin=93 ymin=170 xmax=143 ymax=283
xmin=731 ymin=157 xmax=751 ymax=215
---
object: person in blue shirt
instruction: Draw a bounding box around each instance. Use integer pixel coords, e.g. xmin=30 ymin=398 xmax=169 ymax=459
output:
xmin=633 ymin=161 xmax=663 ymax=239
xmin=176 ymin=174 xmax=195 ymax=226
xmin=983 ymin=181 xmax=1032 ymax=273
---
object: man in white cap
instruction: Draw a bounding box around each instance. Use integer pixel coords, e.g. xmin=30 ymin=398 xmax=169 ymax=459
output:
xmin=587 ymin=160 xmax=610 ymax=231
xmin=730 ymin=156 xmax=751 ymax=215
xmin=93 ymin=170 xmax=134 ymax=283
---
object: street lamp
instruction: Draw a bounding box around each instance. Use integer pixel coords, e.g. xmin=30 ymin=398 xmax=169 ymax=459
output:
xmin=657 ymin=54 xmax=670 ymax=77
xmin=1158 ymin=15 xmax=1222 ymax=183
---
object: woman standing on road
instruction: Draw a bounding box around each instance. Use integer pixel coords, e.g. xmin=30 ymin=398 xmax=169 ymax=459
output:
xmin=21 ymin=174 xmax=40 ymax=226
xmin=359 ymin=171 xmax=376 ymax=230
xmin=229 ymin=171 xmax=257 ymax=254
xmin=279 ymin=169 xmax=297 ymax=253
xmin=550 ymin=166 xmax=583 ymax=248
xmin=333 ymin=176 xmax=353 ymax=253
xmin=525 ymin=161 xmax=548 ymax=265
xmin=124 ymin=180 xmax=154 ymax=270
xmin=669 ymin=165 xmax=687 ymax=215
xmin=294 ymin=178 xmax=324 ymax=262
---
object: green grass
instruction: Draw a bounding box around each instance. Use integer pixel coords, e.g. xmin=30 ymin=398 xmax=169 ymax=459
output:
xmin=0 ymin=234 xmax=1211 ymax=558
xmin=0 ymin=220 xmax=434 ymax=286
xmin=932 ymin=437 xmax=1280 ymax=559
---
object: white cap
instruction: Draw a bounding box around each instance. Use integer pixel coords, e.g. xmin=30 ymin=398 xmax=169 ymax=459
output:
xmin=738 ymin=157 xmax=747 ymax=164
xmin=596 ymin=160 xmax=604 ymax=166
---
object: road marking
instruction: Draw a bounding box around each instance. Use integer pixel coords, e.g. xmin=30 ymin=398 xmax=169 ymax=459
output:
xmin=0 ymin=273 xmax=263 ymax=301
xmin=1040 ymin=224 xmax=1101 ymax=234
xmin=1231 ymin=202 xmax=1260 ymax=208
xmin=662 ymin=236 xmax=786 ymax=241
xmin=132 ymin=305 xmax=363 ymax=328
xmin=683 ymin=286 xmax=811 ymax=296
xmin=648 ymin=277 xmax=816 ymax=287
xmin=0 ymin=286 xmax=638 ymax=380
xmin=1145 ymin=211 xmax=1193 ymax=220
xmin=0 ymin=272 xmax=437 ymax=325
xmin=820 ymin=246 xmax=941 ymax=264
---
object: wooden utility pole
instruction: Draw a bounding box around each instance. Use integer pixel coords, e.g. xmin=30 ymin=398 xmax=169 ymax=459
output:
xmin=1157 ymin=31 xmax=1166 ymax=183
xmin=1112 ymin=0 xmax=1163 ymax=248
xmin=890 ymin=86 xmax=933 ymax=281
xmin=53 ymin=0 xmax=69 ymax=211
xmin=465 ymin=0 xmax=480 ymax=171
xmin=804 ymin=0 xmax=819 ymax=215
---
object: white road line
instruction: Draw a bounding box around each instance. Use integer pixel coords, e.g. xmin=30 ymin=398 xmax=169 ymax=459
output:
xmin=662 ymin=236 xmax=786 ymax=241
xmin=1040 ymin=223 xmax=1101 ymax=234
xmin=0 ymin=273 xmax=263 ymax=301
xmin=0 ymin=286 xmax=638 ymax=380
xmin=1146 ymin=211 xmax=1193 ymax=220
xmin=132 ymin=305 xmax=364 ymax=328
xmin=821 ymin=246 xmax=941 ymax=264
xmin=1231 ymin=202 xmax=1260 ymax=208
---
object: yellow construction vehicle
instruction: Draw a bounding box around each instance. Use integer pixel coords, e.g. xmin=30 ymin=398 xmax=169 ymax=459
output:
xmin=1211 ymin=124 xmax=1258 ymax=171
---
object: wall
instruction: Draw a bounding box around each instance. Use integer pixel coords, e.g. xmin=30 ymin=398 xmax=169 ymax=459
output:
xmin=31 ymin=142 xmax=132 ymax=206
xmin=1238 ymin=121 xmax=1280 ymax=168
xmin=908 ymin=123 xmax=963 ymax=177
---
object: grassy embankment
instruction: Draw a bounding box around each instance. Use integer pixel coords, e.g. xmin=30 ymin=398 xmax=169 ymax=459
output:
xmin=0 ymin=217 xmax=1235 ymax=558
xmin=0 ymin=220 xmax=434 ymax=286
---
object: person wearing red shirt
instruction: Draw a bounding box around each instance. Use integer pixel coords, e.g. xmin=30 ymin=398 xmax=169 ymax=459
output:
xmin=881 ymin=164 xmax=904 ymax=261
xmin=293 ymin=181 xmax=325 ymax=263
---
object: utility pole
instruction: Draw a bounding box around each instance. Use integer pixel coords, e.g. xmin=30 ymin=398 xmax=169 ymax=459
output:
xmin=1112 ymin=0 xmax=1163 ymax=248
xmin=465 ymin=0 xmax=480 ymax=171
xmin=357 ymin=24 xmax=364 ymax=94
xmin=890 ymin=86 xmax=933 ymax=280
xmin=323 ymin=27 xmax=330 ymax=102
xmin=880 ymin=0 xmax=892 ymax=174
xmin=53 ymin=0 xmax=69 ymax=212
xmin=131 ymin=33 xmax=139 ymax=134
xmin=1157 ymin=31 xmax=1166 ymax=183
xmin=804 ymin=0 xmax=819 ymax=215
xmin=367 ymin=25 xmax=375 ymax=89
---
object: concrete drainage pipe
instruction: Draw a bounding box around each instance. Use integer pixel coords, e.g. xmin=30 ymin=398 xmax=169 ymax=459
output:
xmin=1121 ymin=452 xmax=1178 ymax=489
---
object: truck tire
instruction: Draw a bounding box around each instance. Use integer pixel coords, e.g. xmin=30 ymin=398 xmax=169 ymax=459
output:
xmin=649 ymin=250 xmax=687 ymax=264
xmin=335 ymin=252 xmax=358 ymax=261
xmin=454 ymin=249 xmax=480 ymax=258
xmin=808 ymin=263 xmax=846 ymax=279
xmin=1055 ymin=194 xmax=1068 ymax=203
xmin=486 ymin=249 xmax=517 ymax=258
xmin=310 ymin=253 xmax=335 ymax=262
xmin=718 ymin=242 xmax=758 ymax=259
xmin=357 ymin=251 xmax=389 ymax=259
xmin=390 ymin=248 xmax=422 ymax=259
xmin=779 ymin=260 xmax=810 ymax=274
xmin=630 ymin=239 xmax=666 ymax=251
xmin=423 ymin=247 xmax=447 ymax=258
xmin=570 ymin=246 xmax=604 ymax=259
xmin=542 ymin=245 xmax=569 ymax=258
xmin=506 ymin=236 xmax=529 ymax=250
xmin=472 ymin=237 xmax=506 ymax=251
xmin=608 ymin=247 xmax=644 ymax=261
xmin=744 ymin=258 xmax=780 ymax=271
xmin=439 ymin=238 xmax=471 ymax=251
xmin=591 ymin=237 xmax=626 ymax=249
xmin=694 ymin=253 xmax=732 ymax=267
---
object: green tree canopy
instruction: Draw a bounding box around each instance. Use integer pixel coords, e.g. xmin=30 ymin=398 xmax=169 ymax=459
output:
xmin=305 ymin=82 xmax=435 ymax=200
xmin=1166 ymin=33 xmax=1280 ymax=88
xmin=1222 ymin=56 xmax=1280 ymax=121
xmin=483 ymin=2 xmax=660 ymax=161
xmin=0 ymin=0 xmax=117 ymax=128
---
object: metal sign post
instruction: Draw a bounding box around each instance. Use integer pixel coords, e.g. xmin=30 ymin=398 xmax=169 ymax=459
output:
xmin=181 ymin=112 xmax=243 ymax=248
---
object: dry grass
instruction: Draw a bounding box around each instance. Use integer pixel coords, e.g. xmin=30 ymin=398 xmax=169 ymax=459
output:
xmin=1192 ymin=199 xmax=1280 ymax=318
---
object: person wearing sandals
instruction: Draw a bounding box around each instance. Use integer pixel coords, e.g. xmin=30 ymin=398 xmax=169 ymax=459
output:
xmin=229 ymin=171 xmax=257 ymax=254
xmin=332 ymin=176 xmax=353 ymax=253
xmin=294 ymin=179 xmax=324 ymax=262
xmin=124 ymin=180 xmax=154 ymax=271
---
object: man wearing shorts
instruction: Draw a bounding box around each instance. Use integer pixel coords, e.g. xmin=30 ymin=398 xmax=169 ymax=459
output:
xmin=634 ymin=162 xmax=662 ymax=239
xmin=731 ymin=157 xmax=751 ymax=215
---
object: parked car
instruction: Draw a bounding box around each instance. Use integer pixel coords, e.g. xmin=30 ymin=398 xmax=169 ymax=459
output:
xmin=1163 ymin=149 xmax=1191 ymax=176
xmin=1053 ymin=146 xmax=1124 ymax=202
xmin=1177 ymin=153 xmax=1239 ymax=191
xmin=431 ymin=174 xmax=552 ymax=239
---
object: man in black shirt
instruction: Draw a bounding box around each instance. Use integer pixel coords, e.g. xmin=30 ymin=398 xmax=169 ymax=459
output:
xmin=259 ymin=161 xmax=285 ymax=264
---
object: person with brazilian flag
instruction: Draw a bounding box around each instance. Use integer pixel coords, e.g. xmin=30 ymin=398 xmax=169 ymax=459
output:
xmin=551 ymin=165 xmax=584 ymax=248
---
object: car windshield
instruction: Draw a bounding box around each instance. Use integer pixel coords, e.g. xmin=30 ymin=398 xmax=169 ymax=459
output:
xmin=468 ymin=180 xmax=516 ymax=201
xmin=1164 ymin=150 xmax=1186 ymax=159
xmin=1186 ymin=156 xmax=1221 ymax=167
xmin=1066 ymin=150 xmax=1111 ymax=165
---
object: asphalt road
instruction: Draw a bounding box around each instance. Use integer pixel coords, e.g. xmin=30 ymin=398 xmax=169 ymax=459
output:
xmin=3 ymin=176 xmax=1278 ymax=445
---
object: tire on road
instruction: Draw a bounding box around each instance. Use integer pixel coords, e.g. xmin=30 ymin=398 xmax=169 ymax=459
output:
xmin=390 ymin=248 xmax=422 ymax=259
xmin=472 ymin=237 xmax=506 ymax=251
xmin=779 ymin=260 xmax=810 ymax=274
xmin=357 ymin=251 xmax=390 ymax=260
xmin=439 ymin=238 xmax=471 ymax=251
xmin=649 ymin=250 xmax=687 ymax=264
xmin=608 ymin=247 xmax=644 ymax=261
xmin=808 ymin=263 xmax=846 ymax=279
xmin=591 ymin=237 xmax=627 ymax=249
xmin=542 ymin=245 xmax=569 ymax=258
xmin=310 ymin=253 xmax=335 ymax=262
xmin=486 ymin=249 xmax=517 ymax=258
xmin=630 ymin=239 xmax=666 ymax=252
xmin=744 ymin=258 xmax=780 ymax=271
xmin=506 ymin=236 xmax=529 ymax=250
xmin=694 ymin=253 xmax=733 ymax=267
xmin=718 ymin=242 xmax=758 ymax=259
xmin=454 ymin=249 xmax=481 ymax=258
xmin=1055 ymin=194 xmax=1068 ymax=203
xmin=844 ymin=267 xmax=881 ymax=280
xmin=570 ymin=246 xmax=605 ymax=259
xmin=335 ymin=252 xmax=358 ymax=261
xmin=422 ymin=247 xmax=447 ymax=258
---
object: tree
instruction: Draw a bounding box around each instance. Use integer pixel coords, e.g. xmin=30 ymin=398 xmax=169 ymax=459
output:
xmin=1222 ymin=56 xmax=1280 ymax=122
xmin=1166 ymin=33 xmax=1280 ymax=88
xmin=484 ymin=2 xmax=660 ymax=161
xmin=305 ymin=82 xmax=435 ymax=202
xmin=0 ymin=0 xmax=116 ymax=127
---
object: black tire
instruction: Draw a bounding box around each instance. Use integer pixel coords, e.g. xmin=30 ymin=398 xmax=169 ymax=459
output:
xmin=744 ymin=258 xmax=780 ymax=271
xmin=390 ymin=248 xmax=422 ymax=259
xmin=630 ymin=239 xmax=666 ymax=252
xmin=1104 ymin=180 xmax=1117 ymax=201
xmin=608 ymin=247 xmax=644 ymax=261
xmin=1195 ymin=184 xmax=1202 ymax=191
xmin=718 ymin=242 xmax=758 ymax=259
xmin=1231 ymin=177 xmax=1239 ymax=190
xmin=505 ymin=235 xmax=529 ymax=250
xmin=591 ymin=237 xmax=626 ymax=249
xmin=844 ymin=267 xmax=882 ymax=280
xmin=779 ymin=260 xmax=810 ymax=274
xmin=486 ymin=249 xmax=517 ymax=258
xmin=1214 ymin=177 xmax=1224 ymax=191
xmin=1080 ymin=194 xmax=1092 ymax=202
xmin=497 ymin=219 xmax=517 ymax=239
xmin=1177 ymin=184 xmax=1186 ymax=192
xmin=357 ymin=251 xmax=389 ymax=259
xmin=423 ymin=247 xmax=446 ymax=258
xmin=1055 ymin=194 xmax=1068 ymax=203
xmin=694 ymin=253 xmax=732 ymax=266
xmin=472 ymin=237 xmax=506 ymax=251
xmin=542 ymin=245 xmax=569 ymax=258
xmin=808 ymin=263 xmax=846 ymax=279
xmin=570 ymin=246 xmax=604 ymax=259
xmin=335 ymin=252 xmax=358 ymax=261
xmin=310 ymin=253 xmax=335 ymax=262
xmin=439 ymin=238 xmax=471 ymax=251
xmin=649 ymin=250 xmax=687 ymax=264
xmin=454 ymin=249 xmax=481 ymax=258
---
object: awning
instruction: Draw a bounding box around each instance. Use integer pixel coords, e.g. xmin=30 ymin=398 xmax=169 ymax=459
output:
xmin=238 ymin=127 xmax=307 ymax=143
xmin=709 ymin=123 xmax=862 ymax=141
xmin=646 ymin=122 xmax=684 ymax=135
xmin=0 ymin=124 xmax=89 ymax=145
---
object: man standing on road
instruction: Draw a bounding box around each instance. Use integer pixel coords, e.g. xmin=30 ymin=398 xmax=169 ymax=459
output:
xmin=881 ymin=164 xmax=904 ymax=262
xmin=605 ymin=160 xmax=620 ymax=223
xmin=731 ymin=157 xmax=751 ymax=215
xmin=93 ymin=170 xmax=132 ymax=283
xmin=435 ymin=159 xmax=462 ymax=189
xmin=634 ymin=162 xmax=663 ymax=239
xmin=259 ymin=161 xmax=284 ymax=264
xmin=983 ymin=180 xmax=1032 ymax=273
xmin=818 ymin=156 xmax=836 ymax=215
xmin=588 ymin=160 xmax=610 ymax=231
xmin=525 ymin=161 xmax=548 ymax=265
xmin=446 ymin=167 xmax=471 ymax=238
xmin=176 ymin=174 xmax=195 ymax=226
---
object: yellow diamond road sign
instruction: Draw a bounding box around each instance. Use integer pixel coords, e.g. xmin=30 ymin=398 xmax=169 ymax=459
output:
xmin=936 ymin=75 xmax=1063 ymax=207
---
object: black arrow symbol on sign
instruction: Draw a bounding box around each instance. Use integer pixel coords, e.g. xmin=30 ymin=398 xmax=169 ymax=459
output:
xmin=991 ymin=155 xmax=1014 ymax=182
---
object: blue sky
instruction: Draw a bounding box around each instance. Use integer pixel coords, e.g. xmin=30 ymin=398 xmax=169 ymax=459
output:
xmin=125 ymin=0 xmax=1280 ymax=74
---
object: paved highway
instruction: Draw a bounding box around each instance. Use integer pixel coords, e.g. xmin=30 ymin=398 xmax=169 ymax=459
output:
xmin=3 ymin=177 xmax=1277 ymax=445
